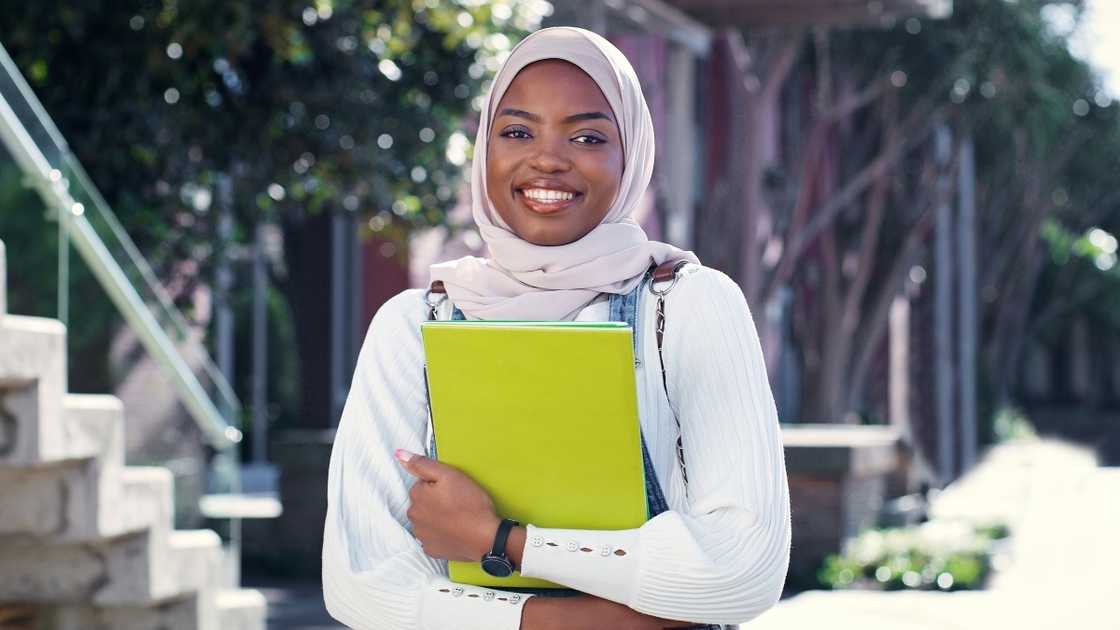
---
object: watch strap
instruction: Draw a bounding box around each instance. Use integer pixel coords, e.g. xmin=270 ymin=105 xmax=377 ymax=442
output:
xmin=490 ymin=518 xmax=519 ymax=558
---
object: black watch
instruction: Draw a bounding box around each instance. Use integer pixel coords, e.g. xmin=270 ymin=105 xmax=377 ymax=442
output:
xmin=480 ymin=518 xmax=519 ymax=578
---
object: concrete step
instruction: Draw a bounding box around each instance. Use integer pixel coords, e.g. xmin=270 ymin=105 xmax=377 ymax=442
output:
xmin=0 ymin=327 xmax=123 ymax=470
xmin=0 ymin=395 xmax=173 ymax=542
xmin=150 ymin=530 xmax=226 ymax=606
xmin=0 ymin=459 xmax=173 ymax=543
xmin=41 ymin=587 xmax=266 ymax=630
xmin=62 ymin=393 xmax=126 ymax=464
xmin=0 ymin=315 xmax=68 ymax=466
xmin=0 ymin=515 xmax=225 ymax=627
xmin=216 ymin=589 xmax=268 ymax=630
xmin=0 ymin=240 xmax=268 ymax=627
xmin=0 ymin=528 xmax=222 ymax=608
xmin=46 ymin=595 xmax=203 ymax=630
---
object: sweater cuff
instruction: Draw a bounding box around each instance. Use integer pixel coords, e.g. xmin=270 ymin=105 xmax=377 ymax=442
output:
xmin=518 ymin=524 xmax=641 ymax=604
xmin=419 ymin=577 xmax=531 ymax=630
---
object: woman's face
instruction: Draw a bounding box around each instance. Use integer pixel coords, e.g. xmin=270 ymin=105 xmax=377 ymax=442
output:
xmin=486 ymin=59 xmax=624 ymax=246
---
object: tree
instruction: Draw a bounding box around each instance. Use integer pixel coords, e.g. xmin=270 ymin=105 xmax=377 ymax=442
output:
xmin=695 ymin=0 xmax=1120 ymax=430
xmin=0 ymin=0 xmax=548 ymax=405
xmin=1 ymin=0 xmax=548 ymax=262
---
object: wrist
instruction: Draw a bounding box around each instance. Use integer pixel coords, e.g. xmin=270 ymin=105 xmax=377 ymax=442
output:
xmin=506 ymin=525 xmax=527 ymax=571
xmin=475 ymin=514 xmax=502 ymax=559
xmin=520 ymin=596 xmax=549 ymax=630
xmin=522 ymin=595 xmax=626 ymax=630
xmin=521 ymin=595 xmax=583 ymax=630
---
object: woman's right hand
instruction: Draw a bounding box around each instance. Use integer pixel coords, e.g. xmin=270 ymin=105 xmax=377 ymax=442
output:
xmin=521 ymin=594 xmax=703 ymax=630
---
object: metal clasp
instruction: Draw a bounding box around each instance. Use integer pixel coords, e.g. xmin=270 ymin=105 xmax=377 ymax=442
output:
xmin=424 ymin=289 xmax=447 ymax=320
xmin=647 ymin=272 xmax=680 ymax=298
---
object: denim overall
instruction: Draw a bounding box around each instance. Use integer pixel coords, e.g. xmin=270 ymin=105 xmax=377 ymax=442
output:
xmin=427 ymin=270 xmax=725 ymax=629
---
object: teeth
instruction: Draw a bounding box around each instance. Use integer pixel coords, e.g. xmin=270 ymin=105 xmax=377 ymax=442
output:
xmin=522 ymin=188 xmax=574 ymax=202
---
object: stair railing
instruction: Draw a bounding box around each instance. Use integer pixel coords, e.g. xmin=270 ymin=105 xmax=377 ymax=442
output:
xmin=0 ymin=42 xmax=242 ymax=481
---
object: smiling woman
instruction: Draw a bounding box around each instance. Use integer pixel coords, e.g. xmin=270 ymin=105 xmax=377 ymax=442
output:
xmin=322 ymin=26 xmax=790 ymax=630
xmin=486 ymin=59 xmax=624 ymax=246
xmin=421 ymin=29 xmax=700 ymax=323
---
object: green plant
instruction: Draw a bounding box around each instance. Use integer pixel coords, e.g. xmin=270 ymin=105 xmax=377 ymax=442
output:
xmin=0 ymin=0 xmax=549 ymax=402
xmin=992 ymin=406 xmax=1038 ymax=443
xmin=819 ymin=519 xmax=1009 ymax=591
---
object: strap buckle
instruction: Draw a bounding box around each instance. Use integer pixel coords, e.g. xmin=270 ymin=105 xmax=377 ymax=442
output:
xmin=647 ymin=260 xmax=687 ymax=297
xmin=425 ymin=281 xmax=447 ymax=320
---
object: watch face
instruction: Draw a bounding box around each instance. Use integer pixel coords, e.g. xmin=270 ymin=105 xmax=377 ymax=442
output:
xmin=481 ymin=555 xmax=514 ymax=578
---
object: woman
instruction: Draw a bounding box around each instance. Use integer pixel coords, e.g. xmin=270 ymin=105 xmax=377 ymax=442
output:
xmin=323 ymin=26 xmax=790 ymax=630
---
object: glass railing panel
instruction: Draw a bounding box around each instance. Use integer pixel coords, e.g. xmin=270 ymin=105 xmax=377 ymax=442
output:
xmin=56 ymin=152 xmax=244 ymax=431
xmin=0 ymin=41 xmax=243 ymax=504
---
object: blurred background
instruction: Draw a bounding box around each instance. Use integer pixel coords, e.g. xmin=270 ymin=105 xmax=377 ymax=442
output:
xmin=0 ymin=1 xmax=1117 ymax=628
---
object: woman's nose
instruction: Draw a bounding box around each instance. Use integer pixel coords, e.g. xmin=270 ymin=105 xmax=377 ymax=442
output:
xmin=527 ymin=142 xmax=571 ymax=173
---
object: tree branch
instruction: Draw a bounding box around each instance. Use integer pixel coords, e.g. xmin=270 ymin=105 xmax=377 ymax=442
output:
xmin=762 ymin=101 xmax=947 ymax=306
xmin=840 ymin=91 xmax=897 ymax=337
xmin=824 ymin=77 xmax=889 ymax=123
xmin=846 ymin=201 xmax=937 ymax=413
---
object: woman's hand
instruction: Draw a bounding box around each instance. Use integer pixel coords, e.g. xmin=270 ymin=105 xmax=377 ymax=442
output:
xmin=522 ymin=595 xmax=704 ymax=630
xmin=395 ymin=449 xmax=501 ymax=562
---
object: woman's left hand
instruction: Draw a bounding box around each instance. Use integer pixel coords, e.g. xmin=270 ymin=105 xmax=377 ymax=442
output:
xmin=395 ymin=449 xmax=501 ymax=562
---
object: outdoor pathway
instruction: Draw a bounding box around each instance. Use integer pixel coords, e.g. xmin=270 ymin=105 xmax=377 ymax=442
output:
xmin=748 ymin=439 xmax=1120 ymax=630
xmin=244 ymin=440 xmax=1119 ymax=629
xmin=240 ymin=572 xmax=343 ymax=630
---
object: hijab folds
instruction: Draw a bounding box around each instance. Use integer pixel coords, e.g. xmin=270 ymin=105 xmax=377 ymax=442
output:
xmin=428 ymin=26 xmax=699 ymax=321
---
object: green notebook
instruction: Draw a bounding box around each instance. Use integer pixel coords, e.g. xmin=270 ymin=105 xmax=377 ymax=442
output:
xmin=420 ymin=320 xmax=648 ymax=589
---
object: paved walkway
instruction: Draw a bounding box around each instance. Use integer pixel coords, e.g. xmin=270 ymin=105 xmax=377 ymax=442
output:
xmin=246 ymin=440 xmax=1119 ymax=629
xmin=749 ymin=439 xmax=1120 ymax=630
xmin=240 ymin=572 xmax=343 ymax=630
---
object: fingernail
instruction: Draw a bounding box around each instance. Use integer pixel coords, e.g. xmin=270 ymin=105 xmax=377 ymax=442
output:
xmin=394 ymin=449 xmax=414 ymax=463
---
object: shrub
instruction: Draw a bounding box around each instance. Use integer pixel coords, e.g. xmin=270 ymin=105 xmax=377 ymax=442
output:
xmin=819 ymin=519 xmax=1009 ymax=591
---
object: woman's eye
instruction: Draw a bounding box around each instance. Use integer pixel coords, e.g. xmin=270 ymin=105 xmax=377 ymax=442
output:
xmin=500 ymin=128 xmax=531 ymax=139
xmin=573 ymin=134 xmax=606 ymax=145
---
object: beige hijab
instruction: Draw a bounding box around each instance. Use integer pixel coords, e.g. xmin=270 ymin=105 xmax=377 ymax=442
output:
xmin=429 ymin=26 xmax=699 ymax=321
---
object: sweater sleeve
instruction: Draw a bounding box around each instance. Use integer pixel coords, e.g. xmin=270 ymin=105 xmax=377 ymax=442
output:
xmin=322 ymin=290 xmax=533 ymax=630
xmin=518 ymin=267 xmax=791 ymax=625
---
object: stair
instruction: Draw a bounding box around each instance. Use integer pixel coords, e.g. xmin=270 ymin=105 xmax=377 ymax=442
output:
xmin=43 ymin=588 xmax=267 ymax=630
xmin=0 ymin=240 xmax=265 ymax=629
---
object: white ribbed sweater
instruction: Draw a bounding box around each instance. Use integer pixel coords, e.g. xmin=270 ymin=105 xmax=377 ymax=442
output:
xmin=322 ymin=264 xmax=791 ymax=629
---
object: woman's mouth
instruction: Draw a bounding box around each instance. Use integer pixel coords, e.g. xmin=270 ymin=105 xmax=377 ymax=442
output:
xmin=516 ymin=187 xmax=582 ymax=215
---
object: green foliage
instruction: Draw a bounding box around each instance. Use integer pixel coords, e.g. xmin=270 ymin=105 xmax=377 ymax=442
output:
xmin=819 ymin=519 xmax=1009 ymax=591
xmin=1037 ymin=220 xmax=1120 ymax=334
xmin=0 ymin=159 xmax=122 ymax=393
xmin=834 ymin=0 xmax=1118 ymax=208
xmin=0 ymin=0 xmax=547 ymax=416
xmin=0 ymin=0 xmax=548 ymax=328
xmin=0 ymin=1 xmax=547 ymax=232
xmin=0 ymin=162 xmax=56 ymax=319
xmin=991 ymin=406 xmax=1038 ymax=443
xmin=837 ymin=0 xmax=1103 ymax=117
xmin=833 ymin=0 xmax=1120 ymax=438
xmin=231 ymin=284 xmax=302 ymax=432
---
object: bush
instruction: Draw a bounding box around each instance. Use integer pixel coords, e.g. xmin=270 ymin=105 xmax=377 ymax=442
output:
xmin=819 ymin=519 xmax=1009 ymax=591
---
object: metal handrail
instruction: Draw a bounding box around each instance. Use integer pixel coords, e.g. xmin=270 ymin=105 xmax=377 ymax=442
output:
xmin=0 ymin=42 xmax=240 ymax=451
xmin=64 ymin=150 xmax=242 ymax=417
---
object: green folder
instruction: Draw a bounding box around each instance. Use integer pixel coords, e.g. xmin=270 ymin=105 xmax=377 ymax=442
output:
xmin=420 ymin=320 xmax=648 ymax=589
